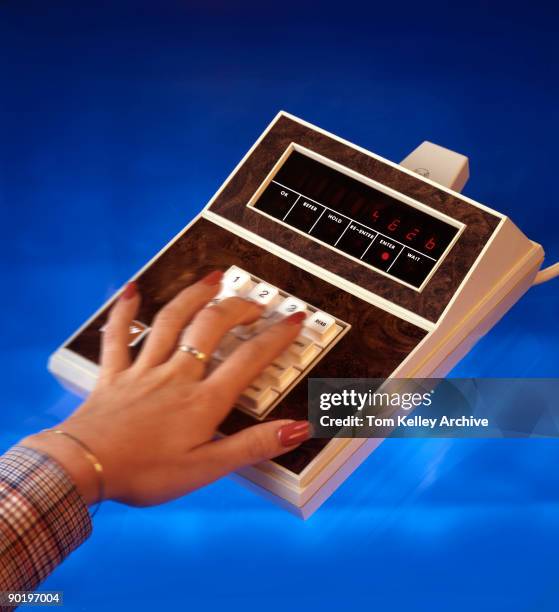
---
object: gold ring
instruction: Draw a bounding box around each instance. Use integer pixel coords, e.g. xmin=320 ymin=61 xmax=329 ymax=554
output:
xmin=177 ymin=344 xmax=209 ymax=363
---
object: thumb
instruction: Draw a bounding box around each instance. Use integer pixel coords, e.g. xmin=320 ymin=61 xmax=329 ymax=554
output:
xmin=186 ymin=420 xmax=311 ymax=485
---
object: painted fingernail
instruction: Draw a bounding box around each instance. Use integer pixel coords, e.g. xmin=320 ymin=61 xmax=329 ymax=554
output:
xmin=285 ymin=311 xmax=307 ymax=325
xmin=278 ymin=420 xmax=311 ymax=447
xmin=121 ymin=281 xmax=137 ymax=300
xmin=201 ymin=270 xmax=224 ymax=286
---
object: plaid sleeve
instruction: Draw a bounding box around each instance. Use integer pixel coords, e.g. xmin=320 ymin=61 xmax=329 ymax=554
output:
xmin=0 ymin=445 xmax=92 ymax=597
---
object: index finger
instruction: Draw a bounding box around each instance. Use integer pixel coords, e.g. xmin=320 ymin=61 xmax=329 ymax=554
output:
xmin=204 ymin=311 xmax=306 ymax=418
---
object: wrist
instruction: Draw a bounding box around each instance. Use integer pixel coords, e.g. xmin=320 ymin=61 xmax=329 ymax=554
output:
xmin=19 ymin=431 xmax=100 ymax=506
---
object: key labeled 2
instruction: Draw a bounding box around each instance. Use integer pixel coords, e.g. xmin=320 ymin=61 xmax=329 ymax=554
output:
xmin=248 ymin=282 xmax=280 ymax=314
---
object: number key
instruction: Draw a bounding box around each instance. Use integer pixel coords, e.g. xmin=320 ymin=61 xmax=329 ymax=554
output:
xmin=223 ymin=266 xmax=253 ymax=295
xmin=248 ymin=282 xmax=280 ymax=315
xmin=275 ymin=296 xmax=307 ymax=317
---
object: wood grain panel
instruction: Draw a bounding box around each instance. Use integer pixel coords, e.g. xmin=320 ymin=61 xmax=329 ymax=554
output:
xmin=67 ymin=218 xmax=427 ymax=474
xmin=208 ymin=115 xmax=501 ymax=322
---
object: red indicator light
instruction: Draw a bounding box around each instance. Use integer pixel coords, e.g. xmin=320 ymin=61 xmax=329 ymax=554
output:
xmin=381 ymin=252 xmax=390 ymax=261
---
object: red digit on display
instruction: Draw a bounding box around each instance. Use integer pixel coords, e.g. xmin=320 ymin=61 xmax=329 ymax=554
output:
xmin=405 ymin=228 xmax=420 ymax=241
xmin=425 ymin=237 xmax=436 ymax=250
xmin=370 ymin=209 xmax=380 ymax=223
xmin=388 ymin=218 xmax=400 ymax=232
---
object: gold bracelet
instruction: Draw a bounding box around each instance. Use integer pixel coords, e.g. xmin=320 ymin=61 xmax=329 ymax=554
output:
xmin=48 ymin=429 xmax=105 ymax=517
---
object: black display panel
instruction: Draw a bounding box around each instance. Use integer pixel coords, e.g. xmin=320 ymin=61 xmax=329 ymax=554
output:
xmin=252 ymin=151 xmax=460 ymax=289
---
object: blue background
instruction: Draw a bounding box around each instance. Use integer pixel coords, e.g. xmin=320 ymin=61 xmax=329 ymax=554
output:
xmin=1 ymin=1 xmax=558 ymax=610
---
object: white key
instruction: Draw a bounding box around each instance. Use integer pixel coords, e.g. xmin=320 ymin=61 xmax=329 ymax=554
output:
xmin=232 ymin=317 xmax=270 ymax=340
xmin=214 ymin=287 xmax=234 ymax=300
xmin=272 ymin=353 xmax=293 ymax=369
xmin=264 ymin=361 xmax=299 ymax=391
xmin=232 ymin=322 xmax=256 ymax=340
xmin=271 ymin=352 xmax=298 ymax=374
xmin=210 ymin=282 xmax=256 ymax=306
xmin=223 ymin=266 xmax=253 ymax=295
xmin=303 ymin=311 xmax=337 ymax=345
xmin=248 ymin=282 xmax=280 ymax=316
xmin=214 ymin=333 xmax=242 ymax=360
xmin=288 ymin=335 xmax=321 ymax=368
xmin=275 ymin=296 xmax=307 ymax=317
xmin=208 ymin=285 xmax=236 ymax=305
xmin=239 ymin=381 xmax=280 ymax=417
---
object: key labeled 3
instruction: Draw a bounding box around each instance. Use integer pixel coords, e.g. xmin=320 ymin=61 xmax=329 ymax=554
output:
xmin=276 ymin=297 xmax=307 ymax=317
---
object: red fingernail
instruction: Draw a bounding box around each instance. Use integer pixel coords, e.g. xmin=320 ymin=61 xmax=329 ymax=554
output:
xmin=201 ymin=270 xmax=224 ymax=286
xmin=285 ymin=311 xmax=307 ymax=325
xmin=121 ymin=281 xmax=137 ymax=300
xmin=278 ymin=421 xmax=311 ymax=447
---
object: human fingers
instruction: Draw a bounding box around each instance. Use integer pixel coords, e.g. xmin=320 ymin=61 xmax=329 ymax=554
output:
xmin=133 ymin=270 xmax=223 ymax=370
xmin=176 ymin=419 xmax=311 ymax=493
xmin=204 ymin=311 xmax=306 ymax=419
xmin=165 ymin=296 xmax=264 ymax=380
xmin=99 ymin=282 xmax=140 ymax=380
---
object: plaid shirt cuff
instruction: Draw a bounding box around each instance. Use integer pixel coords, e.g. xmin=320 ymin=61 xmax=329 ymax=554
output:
xmin=0 ymin=445 xmax=92 ymax=596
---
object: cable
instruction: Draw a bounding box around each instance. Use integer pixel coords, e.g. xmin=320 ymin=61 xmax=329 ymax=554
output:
xmin=533 ymin=262 xmax=559 ymax=286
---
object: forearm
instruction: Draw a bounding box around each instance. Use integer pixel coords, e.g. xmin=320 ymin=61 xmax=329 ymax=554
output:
xmin=0 ymin=446 xmax=92 ymax=596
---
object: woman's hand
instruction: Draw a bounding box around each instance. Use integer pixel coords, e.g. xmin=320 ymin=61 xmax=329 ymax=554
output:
xmin=21 ymin=271 xmax=310 ymax=506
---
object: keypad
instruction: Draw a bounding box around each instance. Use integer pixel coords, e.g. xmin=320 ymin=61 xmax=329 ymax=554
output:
xmin=212 ymin=266 xmax=348 ymax=418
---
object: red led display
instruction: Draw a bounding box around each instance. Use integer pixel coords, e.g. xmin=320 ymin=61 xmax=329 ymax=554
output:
xmin=253 ymin=151 xmax=459 ymax=288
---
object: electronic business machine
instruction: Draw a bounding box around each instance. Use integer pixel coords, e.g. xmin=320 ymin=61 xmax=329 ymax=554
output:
xmin=49 ymin=112 xmax=558 ymax=517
